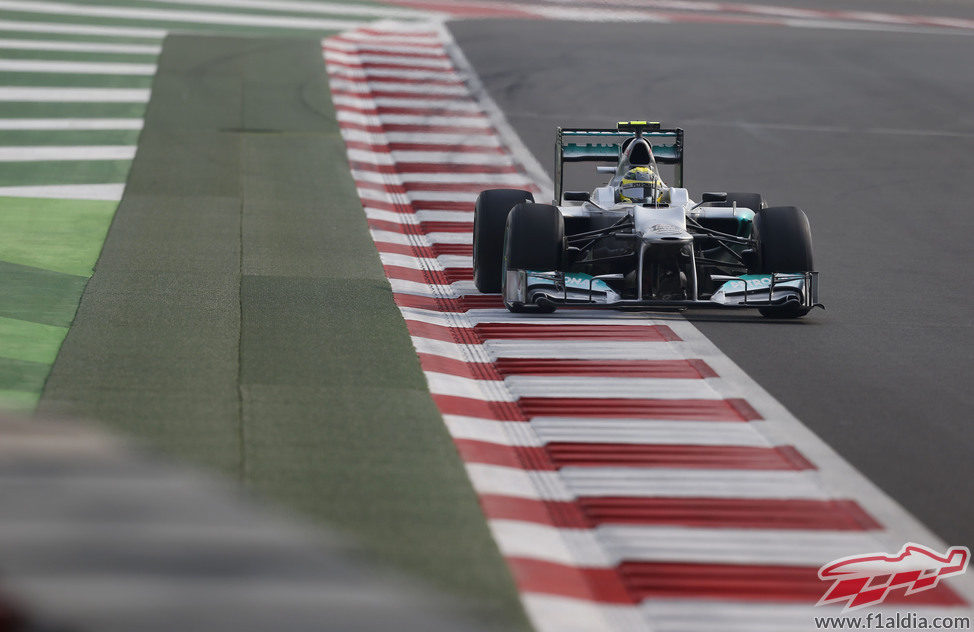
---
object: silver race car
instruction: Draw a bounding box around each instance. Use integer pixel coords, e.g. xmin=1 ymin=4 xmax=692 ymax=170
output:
xmin=473 ymin=121 xmax=822 ymax=318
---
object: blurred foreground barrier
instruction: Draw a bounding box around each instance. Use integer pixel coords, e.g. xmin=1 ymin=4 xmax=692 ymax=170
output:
xmin=0 ymin=414 xmax=491 ymax=632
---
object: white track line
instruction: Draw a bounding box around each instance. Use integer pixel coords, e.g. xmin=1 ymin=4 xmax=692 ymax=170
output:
xmin=0 ymin=39 xmax=161 ymax=54
xmin=0 ymin=183 xmax=124 ymax=200
xmin=0 ymin=119 xmax=143 ymax=130
xmin=0 ymin=19 xmax=165 ymax=39
xmin=0 ymin=60 xmax=157 ymax=75
xmin=0 ymin=0 xmax=368 ymax=31
xmin=0 ymin=87 xmax=150 ymax=102
xmin=0 ymin=146 xmax=136 ymax=161
xmin=135 ymin=0 xmax=438 ymax=19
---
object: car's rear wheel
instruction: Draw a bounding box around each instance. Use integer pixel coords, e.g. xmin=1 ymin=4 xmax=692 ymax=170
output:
xmin=754 ymin=205 xmax=814 ymax=318
xmin=503 ymin=202 xmax=564 ymax=312
xmin=473 ymin=188 xmax=534 ymax=293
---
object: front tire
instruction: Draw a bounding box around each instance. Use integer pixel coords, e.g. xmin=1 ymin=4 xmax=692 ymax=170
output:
xmin=754 ymin=205 xmax=814 ymax=318
xmin=473 ymin=188 xmax=534 ymax=293
xmin=502 ymin=203 xmax=564 ymax=313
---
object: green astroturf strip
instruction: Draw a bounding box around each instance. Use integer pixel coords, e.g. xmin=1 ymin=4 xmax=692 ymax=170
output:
xmin=0 ymin=317 xmax=67 ymax=364
xmin=0 ymin=261 xmax=88 ymax=327
xmin=0 ymin=50 xmax=159 ymax=63
xmin=0 ymin=73 xmax=153 ymax=88
xmin=0 ymin=196 xmax=116 ymax=276
xmin=38 ymin=34 xmax=530 ymax=631
xmin=0 ymin=103 xmax=147 ymax=118
xmin=0 ymin=389 xmax=39 ymax=412
xmin=0 ymin=160 xmax=131 ymax=187
xmin=0 ymin=130 xmax=140 ymax=146
xmin=0 ymin=357 xmax=50 ymax=391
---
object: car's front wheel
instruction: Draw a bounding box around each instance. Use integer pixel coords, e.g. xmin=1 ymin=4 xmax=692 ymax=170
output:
xmin=754 ymin=205 xmax=814 ymax=318
xmin=502 ymin=202 xmax=564 ymax=313
xmin=473 ymin=188 xmax=534 ymax=293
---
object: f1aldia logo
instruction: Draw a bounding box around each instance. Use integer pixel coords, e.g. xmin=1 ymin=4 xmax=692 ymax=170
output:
xmin=817 ymin=543 xmax=970 ymax=611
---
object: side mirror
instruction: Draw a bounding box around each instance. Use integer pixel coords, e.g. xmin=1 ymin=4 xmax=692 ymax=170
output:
xmin=563 ymin=191 xmax=590 ymax=202
xmin=701 ymin=192 xmax=728 ymax=203
xmin=595 ymin=166 xmax=616 ymax=174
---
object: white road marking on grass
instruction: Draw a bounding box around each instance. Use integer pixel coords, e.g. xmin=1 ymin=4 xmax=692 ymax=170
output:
xmin=137 ymin=0 xmax=438 ymax=20
xmin=0 ymin=146 xmax=135 ymax=161
xmin=0 ymin=87 xmax=150 ymax=102
xmin=0 ymin=19 xmax=165 ymax=39
xmin=0 ymin=118 xmax=143 ymax=130
xmin=0 ymin=60 xmax=157 ymax=75
xmin=0 ymin=39 xmax=161 ymax=54
xmin=0 ymin=0 xmax=368 ymax=32
xmin=0 ymin=183 xmax=123 ymax=200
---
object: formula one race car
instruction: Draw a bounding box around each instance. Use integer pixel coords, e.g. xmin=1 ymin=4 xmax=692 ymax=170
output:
xmin=473 ymin=121 xmax=822 ymax=318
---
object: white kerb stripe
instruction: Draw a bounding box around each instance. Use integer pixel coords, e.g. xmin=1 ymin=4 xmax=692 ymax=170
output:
xmin=329 ymin=79 xmax=468 ymax=96
xmin=0 ymin=39 xmax=162 ymax=54
xmin=336 ymin=111 xmax=489 ymax=127
xmin=464 ymin=463 xmax=573 ymax=501
xmin=0 ymin=87 xmax=150 ymax=102
xmin=502 ymin=375 xmax=725 ymax=400
xmin=483 ymin=340 xmax=686 ymax=360
xmin=443 ymin=415 xmax=542 ymax=447
xmin=0 ymin=146 xmax=136 ymax=161
xmin=0 ymin=119 xmax=143 ymax=130
xmin=524 ymin=594 xmax=650 ymax=632
xmin=332 ymin=94 xmax=481 ymax=112
xmin=0 ymin=60 xmax=157 ymax=75
xmin=324 ymin=49 xmax=452 ymax=68
xmin=327 ymin=65 xmax=464 ymax=81
xmin=597 ymin=525 xmax=885 ymax=566
xmin=560 ymin=467 xmax=831 ymax=499
xmin=530 ymin=418 xmax=773 ymax=447
xmin=488 ymin=519 xmax=612 ymax=567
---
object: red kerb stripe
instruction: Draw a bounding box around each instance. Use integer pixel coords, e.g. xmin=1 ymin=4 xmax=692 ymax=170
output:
xmin=578 ymin=497 xmax=883 ymax=530
xmin=618 ymin=561 xmax=967 ymax=604
xmin=517 ymin=397 xmax=756 ymax=421
xmin=546 ymin=443 xmax=815 ymax=470
xmin=507 ymin=557 xmax=635 ymax=603
xmin=393 ymin=292 xmax=498 ymax=311
xmin=494 ymin=358 xmax=717 ymax=378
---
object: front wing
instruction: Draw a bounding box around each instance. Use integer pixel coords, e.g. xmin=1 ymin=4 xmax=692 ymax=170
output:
xmin=504 ymin=270 xmax=822 ymax=311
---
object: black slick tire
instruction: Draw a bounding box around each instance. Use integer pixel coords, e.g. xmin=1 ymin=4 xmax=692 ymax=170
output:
xmin=754 ymin=205 xmax=814 ymax=318
xmin=473 ymin=188 xmax=534 ymax=293
xmin=502 ymin=203 xmax=564 ymax=313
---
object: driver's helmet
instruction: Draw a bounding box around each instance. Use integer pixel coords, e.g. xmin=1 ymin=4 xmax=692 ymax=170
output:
xmin=618 ymin=166 xmax=664 ymax=203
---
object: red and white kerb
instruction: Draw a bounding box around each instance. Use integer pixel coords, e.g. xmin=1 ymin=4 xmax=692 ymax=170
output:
xmin=323 ymin=23 xmax=972 ymax=632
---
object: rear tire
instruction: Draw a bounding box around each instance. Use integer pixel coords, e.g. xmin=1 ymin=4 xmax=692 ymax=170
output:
xmin=754 ymin=206 xmax=814 ymax=318
xmin=502 ymin=203 xmax=564 ymax=313
xmin=473 ymin=189 xmax=534 ymax=293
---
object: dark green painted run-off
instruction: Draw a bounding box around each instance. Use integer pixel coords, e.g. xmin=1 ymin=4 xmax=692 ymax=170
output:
xmin=38 ymin=34 xmax=529 ymax=630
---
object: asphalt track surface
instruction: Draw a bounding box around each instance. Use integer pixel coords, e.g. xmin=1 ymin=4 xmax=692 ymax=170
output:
xmin=449 ymin=17 xmax=974 ymax=547
xmin=37 ymin=34 xmax=528 ymax=631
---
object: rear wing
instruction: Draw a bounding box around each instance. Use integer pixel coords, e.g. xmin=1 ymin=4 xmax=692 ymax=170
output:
xmin=555 ymin=122 xmax=684 ymax=203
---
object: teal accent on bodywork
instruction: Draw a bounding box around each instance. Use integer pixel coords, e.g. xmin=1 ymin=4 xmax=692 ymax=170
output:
xmin=563 ymin=141 xmax=681 ymax=162
xmin=527 ymin=271 xmax=614 ymax=293
xmin=563 ymin=142 xmax=620 ymax=161
xmin=736 ymin=208 xmax=755 ymax=237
